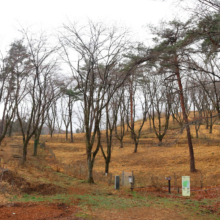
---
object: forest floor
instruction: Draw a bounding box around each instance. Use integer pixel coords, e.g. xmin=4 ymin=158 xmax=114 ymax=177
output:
xmin=1 ymin=118 xmax=220 ymax=219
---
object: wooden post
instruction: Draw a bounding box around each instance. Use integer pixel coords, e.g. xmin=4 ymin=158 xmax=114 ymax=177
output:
xmin=122 ymin=171 xmax=124 ymax=186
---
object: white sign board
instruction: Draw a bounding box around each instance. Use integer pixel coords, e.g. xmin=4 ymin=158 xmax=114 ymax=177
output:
xmin=182 ymin=176 xmax=190 ymax=196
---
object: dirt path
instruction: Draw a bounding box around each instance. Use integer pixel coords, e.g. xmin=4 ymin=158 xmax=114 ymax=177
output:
xmin=0 ymin=202 xmax=84 ymax=220
xmin=0 ymin=202 xmax=214 ymax=220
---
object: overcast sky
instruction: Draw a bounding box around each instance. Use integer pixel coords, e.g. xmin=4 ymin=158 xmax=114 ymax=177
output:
xmin=0 ymin=0 xmax=192 ymax=130
xmin=0 ymin=0 xmax=190 ymax=49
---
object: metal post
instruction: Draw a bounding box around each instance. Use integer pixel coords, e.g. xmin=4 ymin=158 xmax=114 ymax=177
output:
xmin=168 ymin=180 xmax=171 ymax=193
xmin=115 ymin=176 xmax=120 ymax=190
xmin=165 ymin=176 xmax=171 ymax=194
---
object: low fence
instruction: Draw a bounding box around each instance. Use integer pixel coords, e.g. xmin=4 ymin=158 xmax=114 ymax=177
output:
xmin=133 ymin=171 xmax=220 ymax=193
xmin=42 ymin=143 xmax=220 ymax=191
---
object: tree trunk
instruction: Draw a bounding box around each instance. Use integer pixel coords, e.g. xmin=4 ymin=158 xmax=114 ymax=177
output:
xmin=196 ymin=128 xmax=199 ymax=139
xmin=8 ymin=123 xmax=13 ymax=137
xmin=0 ymin=120 xmax=11 ymax=146
xmin=87 ymin=153 xmax=94 ymax=183
xmin=205 ymin=112 xmax=209 ymax=129
xmin=206 ymin=120 xmax=209 ymax=129
xmin=133 ymin=142 xmax=138 ymax=153
xmin=120 ymin=140 xmax=123 ymax=148
xmin=0 ymin=102 xmax=7 ymax=137
xmin=158 ymin=135 xmax=163 ymax=143
xmin=22 ymin=141 xmax=28 ymax=164
xmin=70 ymin=125 xmax=73 ymax=143
xmin=114 ymin=118 xmax=118 ymax=136
xmin=180 ymin=124 xmax=184 ymax=133
xmin=149 ymin=117 xmax=152 ymax=132
xmin=65 ymin=127 xmax=68 ymax=140
xmin=149 ymin=109 xmax=152 ymax=131
xmin=172 ymin=113 xmax=175 ymax=124
xmin=176 ymin=67 xmax=196 ymax=172
xmin=105 ymin=160 xmax=110 ymax=174
xmin=33 ymin=138 xmax=39 ymax=156
xmin=209 ymin=124 xmax=213 ymax=134
xmin=209 ymin=114 xmax=212 ymax=134
xmin=130 ymin=89 xmax=134 ymax=139
xmin=69 ymin=96 xmax=73 ymax=143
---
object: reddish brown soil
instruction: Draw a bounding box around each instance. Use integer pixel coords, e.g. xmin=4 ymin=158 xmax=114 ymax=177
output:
xmin=0 ymin=202 xmax=83 ymax=220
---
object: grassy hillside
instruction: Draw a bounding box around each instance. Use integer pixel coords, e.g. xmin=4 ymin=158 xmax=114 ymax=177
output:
xmin=0 ymin=112 xmax=220 ymax=219
xmin=38 ymin=112 xmax=220 ymax=188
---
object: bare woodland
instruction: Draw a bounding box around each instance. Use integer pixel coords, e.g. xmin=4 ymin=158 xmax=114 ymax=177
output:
xmin=0 ymin=0 xmax=220 ymax=183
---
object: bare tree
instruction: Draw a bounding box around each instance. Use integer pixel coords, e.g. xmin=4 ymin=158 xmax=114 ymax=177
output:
xmin=190 ymin=81 xmax=204 ymax=138
xmin=46 ymin=101 xmax=57 ymax=138
xmin=115 ymin=88 xmax=126 ymax=148
xmin=61 ymin=97 xmax=70 ymax=140
xmin=60 ymin=20 xmax=129 ymax=183
xmin=100 ymin=87 xmax=124 ymax=174
xmin=126 ymin=68 xmax=149 ymax=153
xmin=15 ymin=29 xmax=60 ymax=163
xmin=74 ymin=102 xmax=85 ymax=133
xmin=148 ymin=74 xmax=172 ymax=144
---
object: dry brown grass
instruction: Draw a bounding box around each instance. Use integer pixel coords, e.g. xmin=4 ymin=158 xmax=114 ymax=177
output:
xmin=33 ymin=112 xmax=220 ymax=189
xmin=0 ymin=112 xmax=220 ymax=189
xmin=0 ymin=119 xmax=220 ymax=219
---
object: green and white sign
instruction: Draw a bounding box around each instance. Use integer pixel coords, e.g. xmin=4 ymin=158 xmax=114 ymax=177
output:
xmin=182 ymin=176 xmax=190 ymax=196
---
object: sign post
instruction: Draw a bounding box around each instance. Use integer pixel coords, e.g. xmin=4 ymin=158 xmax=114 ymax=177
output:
xmin=129 ymin=176 xmax=133 ymax=192
xmin=182 ymin=176 xmax=190 ymax=196
xmin=165 ymin=176 xmax=172 ymax=193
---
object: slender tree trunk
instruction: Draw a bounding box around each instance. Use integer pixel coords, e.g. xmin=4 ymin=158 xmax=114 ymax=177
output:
xmin=105 ymin=160 xmax=110 ymax=174
xmin=70 ymin=120 xmax=73 ymax=143
xmin=34 ymin=130 xmax=41 ymax=156
xmin=134 ymin=141 xmax=138 ymax=153
xmin=0 ymin=116 xmax=5 ymax=138
xmin=176 ymin=63 xmax=196 ymax=172
xmin=22 ymin=141 xmax=28 ymax=164
xmin=130 ymin=88 xmax=133 ymax=139
xmin=206 ymin=120 xmax=209 ymax=129
xmin=68 ymin=96 xmax=73 ymax=143
xmin=194 ymin=103 xmax=196 ymax=118
xmin=0 ymin=99 xmax=8 ymax=137
xmin=114 ymin=123 xmax=117 ymax=136
xmin=172 ymin=113 xmax=175 ymax=123
xmin=209 ymin=124 xmax=213 ymax=134
xmin=196 ymin=128 xmax=199 ymax=139
xmin=205 ymin=111 xmax=209 ymax=129
xmin=180 ymin=123 xmax=184 ymax=133
xmin=8 ymin=122 xmax=13 ymax=137
xmin=158 ymin=135 xmax=163 ymax=143
xmin=209 ymin=112 xmax=213 ymax=134
xmin=130 ymin=93 xmax=133 ymax=129
xmin=149 ymin=109 xmax=152 ymax=132
xmin=87 ymin=150 xmax=94 ymax=183
xmin=65 ymin=127 xmax=68 ymax=140
xmin=120 ymin=140 xmax=123 ymax=148
xmin=0 ymin=121 xmax=10 ymax=145
xmin=34 ymin=138 xmax=39 ymax=156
